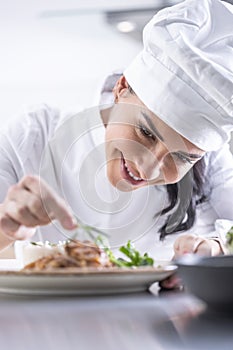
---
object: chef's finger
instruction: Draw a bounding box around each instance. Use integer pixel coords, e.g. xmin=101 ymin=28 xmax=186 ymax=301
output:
xmin=7 ymin=187 xmax=54 ymax=224
xmin=159 ymin=274 xmax=182 ymax=290
xmin=4 ymin=200 xmax=46 ymax=227
xmin=0 ymin=214 xmax=20 ymax=236
xmin=19 ymin=175 xmax=77 ymax=230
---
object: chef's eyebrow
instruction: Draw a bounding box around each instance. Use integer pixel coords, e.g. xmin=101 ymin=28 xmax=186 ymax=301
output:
xmin=141 ymin=111 xmax=164 ymax=142
xmin=141 ymin=111 xmax=202 ymax=159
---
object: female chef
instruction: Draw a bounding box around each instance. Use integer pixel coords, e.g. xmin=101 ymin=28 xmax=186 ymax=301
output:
xmin=0 ymin=0 xmax=232 ymax=268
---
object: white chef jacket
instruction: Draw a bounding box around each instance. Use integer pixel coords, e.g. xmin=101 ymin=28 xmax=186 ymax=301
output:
xmin=1 ymin=104 xmax=233 ymax=260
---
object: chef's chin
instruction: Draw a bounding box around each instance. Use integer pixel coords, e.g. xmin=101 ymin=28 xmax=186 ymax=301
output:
xmin=107 ymin=175 xmax=133 ymax=192
xmin=115 ymin=179 xmax=135 ymax=192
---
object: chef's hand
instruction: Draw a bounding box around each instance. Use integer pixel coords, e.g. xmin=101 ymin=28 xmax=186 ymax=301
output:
xmin=0 ymin=175 xmax=77 ymax=243
xmin=173 ymin=234 xmax=223 ymax=258
xmin=160 ymin=234 xmax=223 ymax=290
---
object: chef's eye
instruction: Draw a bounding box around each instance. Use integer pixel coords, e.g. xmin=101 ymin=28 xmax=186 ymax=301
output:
xmin=138 ymin=124 xmax=155 ymax=140
xmin=172 ymin=152 xmax=193 ymax=164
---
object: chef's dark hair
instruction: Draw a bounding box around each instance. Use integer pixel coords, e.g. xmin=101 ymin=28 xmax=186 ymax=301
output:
xmin=128 ymin=84 xmax=208 ymax=239
xmin=158 ymin=158 xmax=208 ymax=240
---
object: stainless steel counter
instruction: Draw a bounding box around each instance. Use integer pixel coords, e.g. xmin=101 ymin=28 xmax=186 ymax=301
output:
xmin=0 ymin=285 xmax=232 ymax=350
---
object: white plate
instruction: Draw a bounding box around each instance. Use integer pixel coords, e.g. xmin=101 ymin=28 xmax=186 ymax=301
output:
xmin=0 ymin=265 xmax=177 ymax=296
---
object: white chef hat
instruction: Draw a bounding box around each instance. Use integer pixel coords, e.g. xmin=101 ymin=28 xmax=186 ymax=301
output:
xmin=124 ymin=0 xmax=233 ymax=151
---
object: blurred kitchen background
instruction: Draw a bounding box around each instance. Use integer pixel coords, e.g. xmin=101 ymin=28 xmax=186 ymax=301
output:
xmin=0 ymin=0 xmax=233 ymax=150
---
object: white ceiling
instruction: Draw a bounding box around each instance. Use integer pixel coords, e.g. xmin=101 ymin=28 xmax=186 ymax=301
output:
xmin=0 ymin=1 xmax=182 ymax=22
xmin=0 ymin=1 xmax=147 ymax=120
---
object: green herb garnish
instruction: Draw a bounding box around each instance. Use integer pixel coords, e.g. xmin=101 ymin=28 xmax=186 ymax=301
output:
xmin=96 ymin=237 xmax=154 ymax=268
xmin=226 ymin=226 xmax=233 ymax=253
xmin=30 ymin=242 xmax=43 ymax=246
xmin=118 ymin=240 xmax=154 ymax=266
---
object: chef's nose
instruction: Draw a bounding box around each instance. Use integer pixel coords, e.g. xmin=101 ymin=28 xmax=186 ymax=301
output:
xmin=141 ymin=143 xmax=169 ymax=180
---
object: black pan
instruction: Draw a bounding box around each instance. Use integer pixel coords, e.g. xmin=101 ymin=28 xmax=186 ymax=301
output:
xmin=176 ymin=254 xmax=233 ymax=311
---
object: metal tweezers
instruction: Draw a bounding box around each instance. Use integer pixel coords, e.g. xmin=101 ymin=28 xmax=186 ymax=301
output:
xmin=68 ymin=215 xmax=109 ymax=241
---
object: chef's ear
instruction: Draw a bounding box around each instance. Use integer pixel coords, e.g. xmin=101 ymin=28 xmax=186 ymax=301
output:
xmin=113 ymin=75 xmax=130 ymax=102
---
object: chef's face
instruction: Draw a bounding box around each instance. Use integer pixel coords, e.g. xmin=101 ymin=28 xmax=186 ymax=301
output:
xmin=103 ymin=76 xmax=205 ymax=192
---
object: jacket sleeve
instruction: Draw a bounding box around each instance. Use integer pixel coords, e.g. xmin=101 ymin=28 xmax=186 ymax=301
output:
xmin=0 ymin=104 xmax=60 ymax=203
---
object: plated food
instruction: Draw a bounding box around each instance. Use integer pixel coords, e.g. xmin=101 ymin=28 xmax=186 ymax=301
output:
xmin=21 ymin=238 xmax=157 ymax=271
xmin=23 ymin=240 xmax=112 ymax=270
xmin=0 ymin=239 xmax=177 ymax=296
